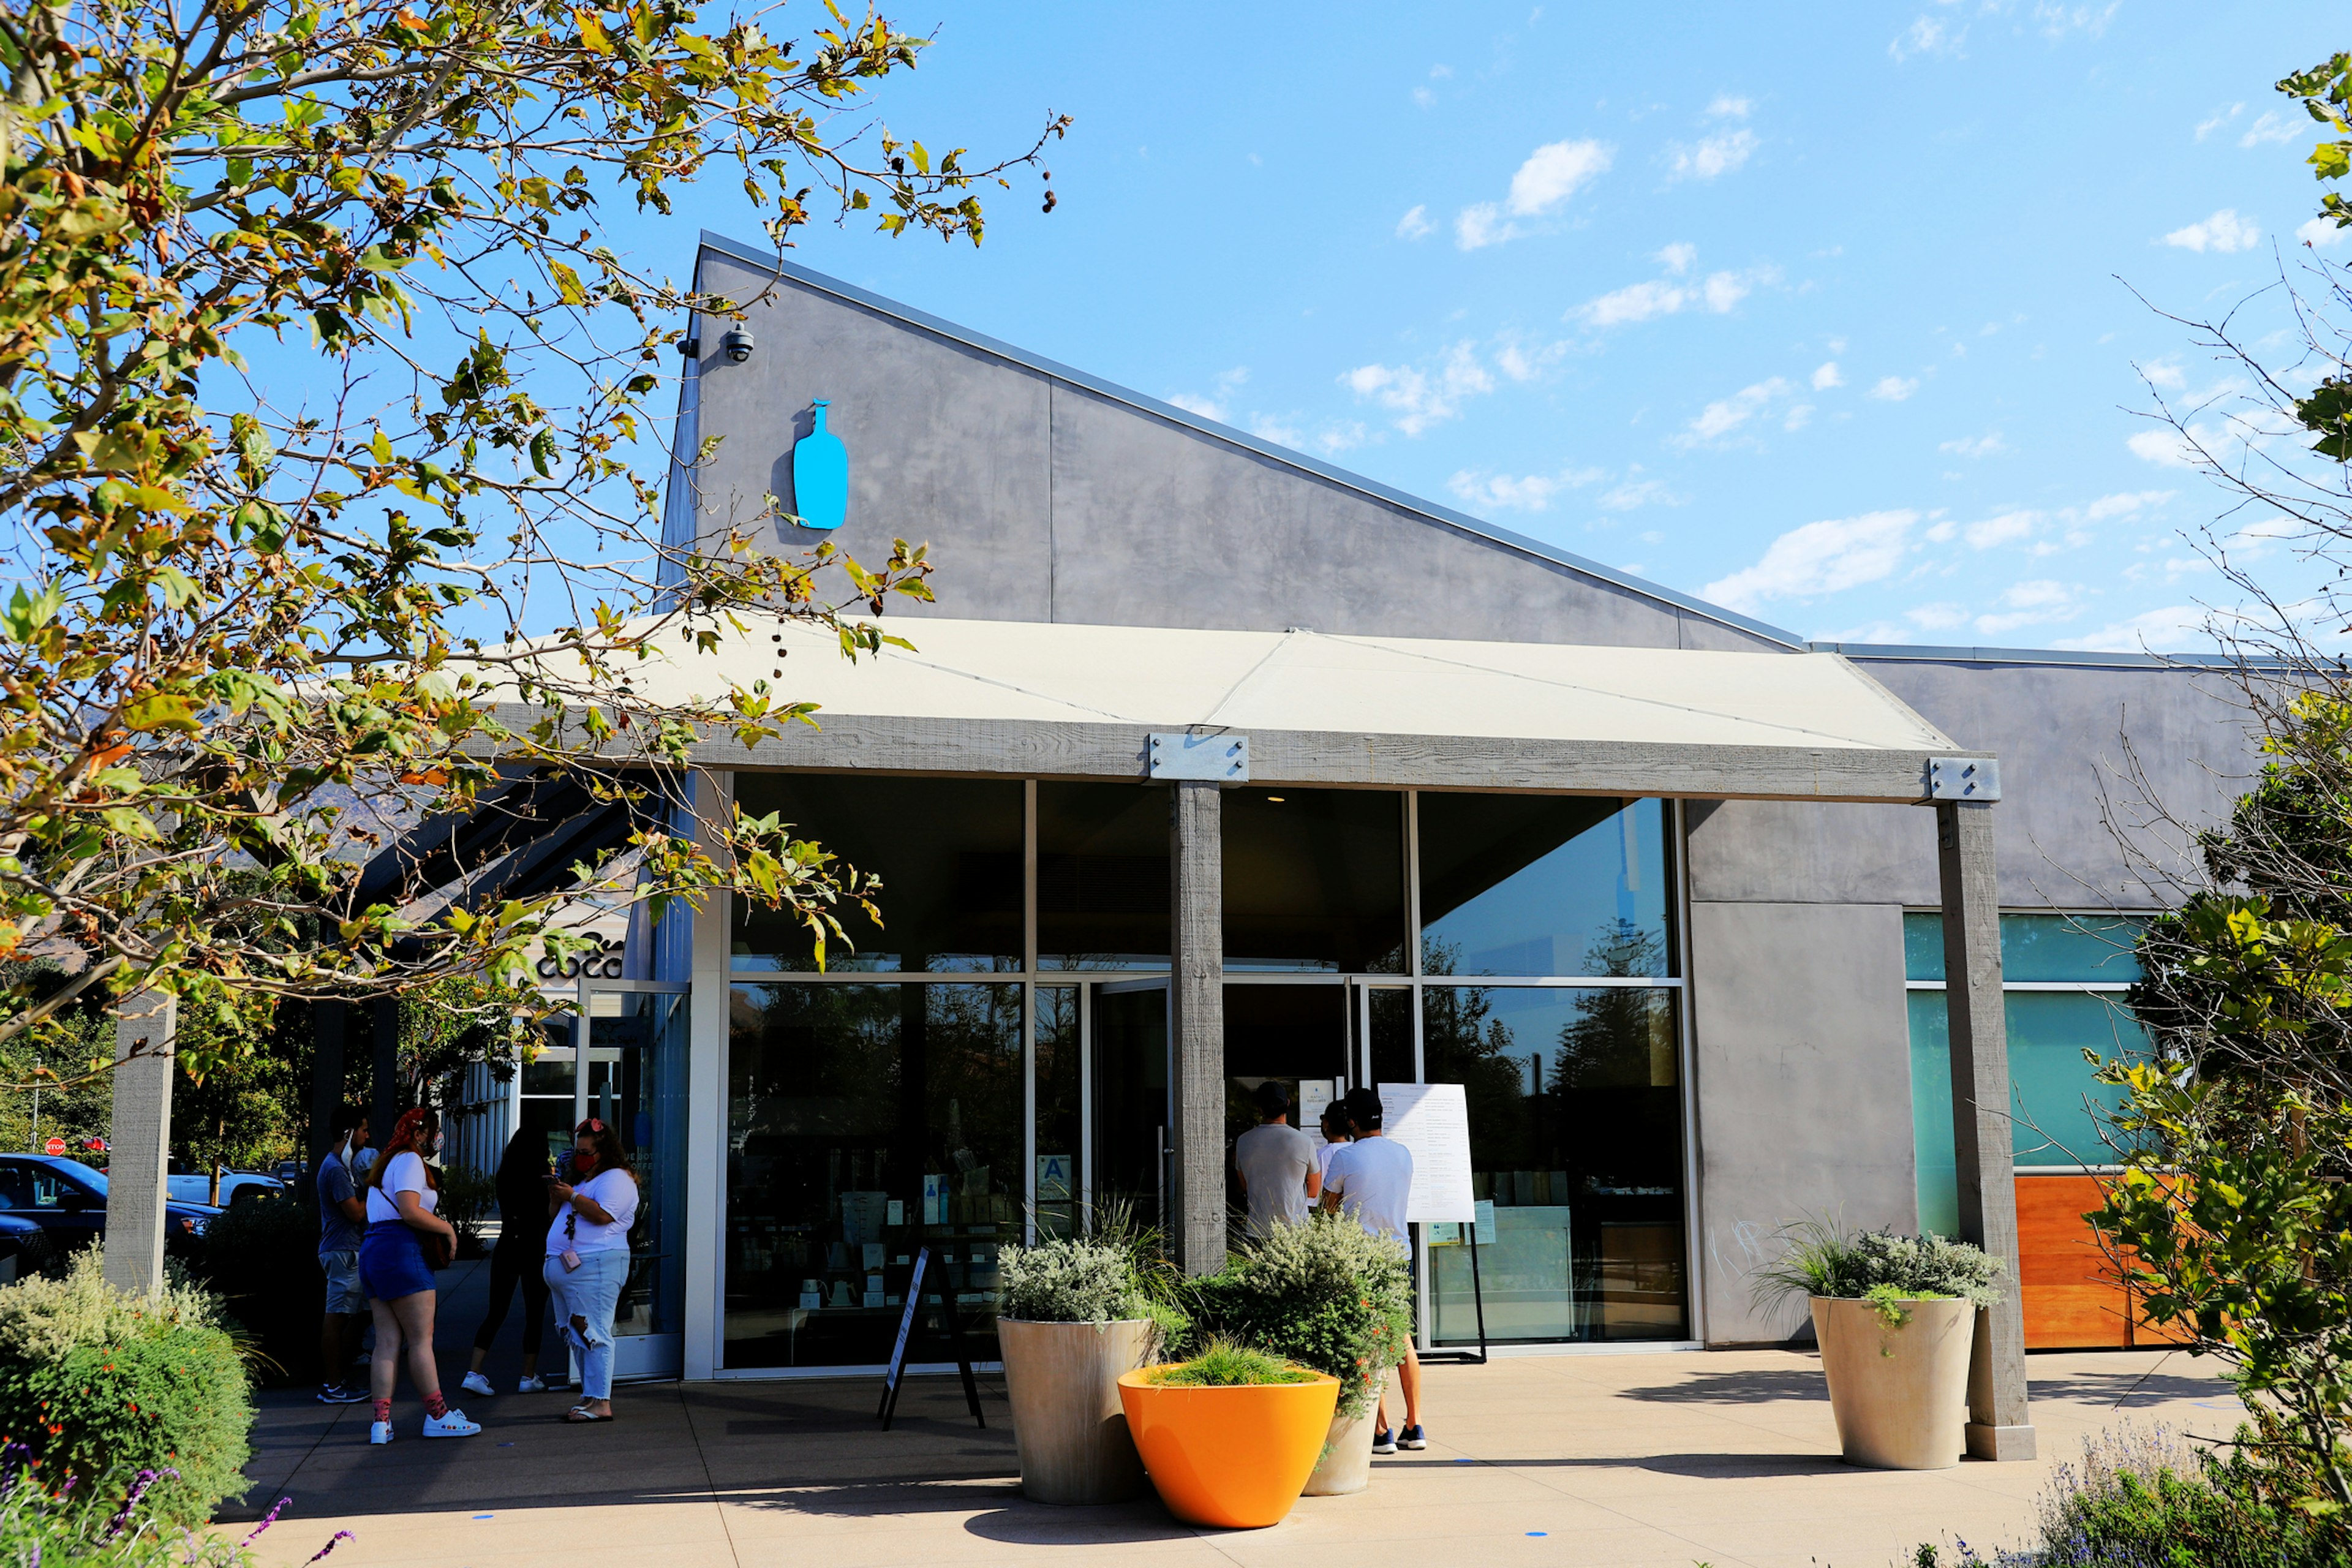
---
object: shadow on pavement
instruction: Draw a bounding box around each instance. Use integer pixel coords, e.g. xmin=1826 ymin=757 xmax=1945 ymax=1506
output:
xmin=1618 ymin=1368 xmax=1829 ymax=1405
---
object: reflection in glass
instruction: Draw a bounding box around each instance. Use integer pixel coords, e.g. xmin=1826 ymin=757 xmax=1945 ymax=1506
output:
xmin=586 ymin=993 xmax=687 ymax=1340
xmin=1419 ymin=796 xmax=1671 ymax=978
xmin=731 ymin=775 xmax=1022 ymax=974
xmin=1223 ymin=790 xmax=1406 ymax=972
xmin=725 ymin=982 xmax=1020 ymax=1368
xmin=1221 ymin=986 xmax=1350 ymax=1221
xmin=1901 ymin=911 xmax=2146 ymax=984
xmin=1036 ymin=783 xmax=1170 ymax=969
xmin=1035 ymin=987 xmax=1081 ymax=1239
xmin=1090 ymin=986 xmax=1167 ymax=1231
xmin=1423 ymin=984 xmax=1684 ymax=1344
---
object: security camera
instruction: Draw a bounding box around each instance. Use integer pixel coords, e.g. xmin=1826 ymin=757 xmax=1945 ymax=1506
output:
xmin=721 ymin=328 xmax=755 ymax=364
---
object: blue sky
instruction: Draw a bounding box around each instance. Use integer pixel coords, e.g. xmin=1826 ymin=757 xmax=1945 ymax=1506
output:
xmin=601 ymin=2 xmax=2345 ymax=650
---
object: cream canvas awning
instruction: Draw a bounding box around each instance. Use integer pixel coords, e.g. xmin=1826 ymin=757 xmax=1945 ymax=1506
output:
xmin=523 ymin=616 xmax=1972 ymax=803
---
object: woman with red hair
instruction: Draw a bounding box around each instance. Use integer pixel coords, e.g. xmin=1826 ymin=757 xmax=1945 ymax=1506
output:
xmin=359 ymin=1106 xmax=482 ymax=1444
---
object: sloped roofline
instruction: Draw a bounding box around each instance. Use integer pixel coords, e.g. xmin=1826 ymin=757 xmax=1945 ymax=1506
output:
xmin=695 ymin=230 xmax=1811 ymax=650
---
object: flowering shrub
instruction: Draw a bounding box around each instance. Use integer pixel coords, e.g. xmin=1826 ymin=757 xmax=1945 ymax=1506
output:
xmin=0 ymin=1444 xmax=349 ymax=1568
xmin=1185 ymin=1215 xmax=1413 ymax=1421
xmin=0 ymin=1254 xmax=251 ymax=1526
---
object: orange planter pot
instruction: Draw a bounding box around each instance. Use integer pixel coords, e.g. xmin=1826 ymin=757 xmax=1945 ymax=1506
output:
xmin=1116 ymin=1367 xmax=1341 ymax=1529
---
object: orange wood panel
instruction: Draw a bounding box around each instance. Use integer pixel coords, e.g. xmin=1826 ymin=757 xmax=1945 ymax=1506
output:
xmin=2015 ymin=1174 xmax=2132 ymax=1349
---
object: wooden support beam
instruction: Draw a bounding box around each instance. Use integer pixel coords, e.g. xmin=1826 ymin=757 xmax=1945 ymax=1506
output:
xmin=1168 ymin=780 xmax=1226 ymax=1277
xmin=1937 ymin=799 xmax=2035 ymax=1461
xmin=103 ymin=990 xmax=175 ymax=1295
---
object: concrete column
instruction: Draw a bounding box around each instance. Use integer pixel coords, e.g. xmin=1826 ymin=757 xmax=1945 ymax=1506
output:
xmin=1936 ymin=800 xmax=2035 ymax=1461
xmin=680 ymin=769 xmax=733 ymax=1380
xmin=310 ymin=1000 xmax=346 ymax=1158
xmin=103 ymin=990 xmax=175 ymax=1295
xmin=371 ymin=994 xmax=400 ymax=1136
xmin=1168 ymin=780 xmax=1225 ymax=1276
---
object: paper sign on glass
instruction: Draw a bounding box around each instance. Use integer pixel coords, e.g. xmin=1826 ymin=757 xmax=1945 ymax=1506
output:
xmin=1376 ymin=1082 xmax=1476 ymax=1224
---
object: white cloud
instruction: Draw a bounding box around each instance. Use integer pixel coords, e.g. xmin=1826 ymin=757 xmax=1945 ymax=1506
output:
xmin=1447 ymin=466 xmax=1606 ymax=512
xmin=1707 ymin=94 xmax=1751 ymax=119
xmin=1396 ymin=205 xmax=1433 ymax=241
xmin=2084 ymin=489 xmax=2174 ymax=521
xmin=2049 ymin=605 xmax=2212 ymax=653
xmin=2126 ymin=427 xmax=2199 ymax=467
xmin=2196 ymin=104 xmax=2243 ymax=142
xmin=1581 ymin=279 xmax=1689 ymax=326
xmin=1868 ymin=375 xmax=1919 ymax=402
xmin=1166 ymin=367 xmax=1250 ymax=423
xmin=1573 ymin=249 xmax=1766 ymax=328
xmin=1701 ymin=271 xmax=1752 ymax=312
xmin=1909 ymin=602 xmax=1969 ymax=631
xmin=1669 ymin=128 xmax=1758 ymax=182
xmin=1924 ymin=519 xmax=1958 ymax=543
xmin=1656 ymin=241 xmax=1697 ymax=275
xmin=1939 ymin=431 xmax=2008 ymax=458
xmin=1676 ymin=376 xmax=1794 ymax=445
xmin=1963 ymin=510 xmax=2037 ymax=549
xmin=1412 ymin=86 xmax=1436 ymax=108
xmin=1888 ymin=15 xmax=1959 ymax=62
xmin=1702 ymin=510 xmax=1917 ymax=611
xmin=1600 ymin=471 xmax=1680 ymax=511
xmin=2033 ymin=2 xmax=2117 ymax=39
xmin=2241 ymin=110 xmax=2297 ymax=148
xmin=1456 ymin=138 xmax=1613 ymax=250
xmin=2163 ymin=208 xmax=2260 ymax=254
xmin=2299 ymin=217 xmax=2348 ymax=251
xmin=1975 ymin=578 xmax=2078 ymax=635
xmin=2139 ymin=357 xmax=2186 ymax=389
xmin=1811 ymin=361 xmax=1844 ymax=391
xmin=1783 ymin=403 xmax=1814 ymax=432
xmin=1340 ymin=342 xmax=1494 ymax=435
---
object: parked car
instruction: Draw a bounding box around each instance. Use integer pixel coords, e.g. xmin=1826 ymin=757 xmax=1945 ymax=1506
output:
xmin=164 ymin=1164 xmax=284 ymax=1208
xmin=0 ymin=1156 xmax=218 ymax=1261
xmin=273 ymin=1158 xmax=303 ymax=1184
xmin=0 ymin=1213 xmax=47 ymax=1283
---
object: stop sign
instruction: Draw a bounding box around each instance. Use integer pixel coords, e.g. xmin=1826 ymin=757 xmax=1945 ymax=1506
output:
xmin=43 ymin=1138 xmax=64 ymax=1156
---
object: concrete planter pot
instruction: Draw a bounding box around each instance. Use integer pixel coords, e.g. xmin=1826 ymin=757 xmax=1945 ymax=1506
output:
xmin=997 ymin=1317 xmax=1153 ymax=1505
xmin=1302 ymin=1403 xmax=1378 ymax=1496
xmin=1118 ymin=1367 xmax=1341 ymax=1529
xmin=1811 ymin=1295 xmax=1975 ymax=1470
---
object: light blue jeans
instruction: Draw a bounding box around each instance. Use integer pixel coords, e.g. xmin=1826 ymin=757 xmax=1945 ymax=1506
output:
xmin=545 ymin=1250 xmax=629 ymax=1400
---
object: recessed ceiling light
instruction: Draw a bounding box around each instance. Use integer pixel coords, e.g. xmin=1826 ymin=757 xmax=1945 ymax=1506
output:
xmin=1265 ymin=795 xmax=1285 ymax=802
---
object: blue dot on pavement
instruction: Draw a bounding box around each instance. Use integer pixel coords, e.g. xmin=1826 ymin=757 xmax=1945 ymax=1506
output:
xmin=473 ymin=1514 xmax=494 ymax=1520
xmin=1527 ymin=1531 xmax=1547 ymax=1537
xmin=1455 ymin=1458 xmax=1473 ymax=1464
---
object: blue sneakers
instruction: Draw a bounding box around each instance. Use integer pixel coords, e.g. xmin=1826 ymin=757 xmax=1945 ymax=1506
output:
xmin=1371 ymin=1427 xmax=1398 ymax=1455
xmin=1399 ymin=1423 xmax=1427 ymax=1450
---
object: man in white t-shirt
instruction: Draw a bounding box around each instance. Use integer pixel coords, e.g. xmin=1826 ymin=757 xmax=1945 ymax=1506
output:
xmin=1319 ymin=1087 xmax=1423 ymax=1454
xmin=1233 ymin=1080 xmax=1320 ymax=1235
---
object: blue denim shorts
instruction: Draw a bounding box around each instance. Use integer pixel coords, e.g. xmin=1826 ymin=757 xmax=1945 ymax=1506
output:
xmin=358 ymin=1221 xmax=434 ymax=1302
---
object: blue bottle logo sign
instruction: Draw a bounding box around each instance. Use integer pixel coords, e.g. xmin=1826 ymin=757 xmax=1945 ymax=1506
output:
xmin=790 ymin=398 xmax=849 ymax=531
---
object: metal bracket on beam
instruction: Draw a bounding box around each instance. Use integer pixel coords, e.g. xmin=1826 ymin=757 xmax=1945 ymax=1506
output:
xmin=1927 ymin=756 xmax=2000 ymax=802
xmin=1149 ymin=732 xmax=1248 ymax=782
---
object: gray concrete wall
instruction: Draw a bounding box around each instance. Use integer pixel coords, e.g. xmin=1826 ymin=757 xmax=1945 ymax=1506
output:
xmin=1684 ymin=898 xmax=1917 ymax=1345
xmin=684 ymin=251 xmax=1790 ymax=652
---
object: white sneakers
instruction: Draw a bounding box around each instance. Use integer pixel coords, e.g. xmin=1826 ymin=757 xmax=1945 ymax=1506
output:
xmin=516 ymin=1374 xmax=548 ymax=1393
xmin=369 ymin=1421 xmax=394 ymax=1446
xmin=461 ymin=1371 xmax=496 ymax=1397
xmin=422 ymin=1408 xmax=481 ymax=1439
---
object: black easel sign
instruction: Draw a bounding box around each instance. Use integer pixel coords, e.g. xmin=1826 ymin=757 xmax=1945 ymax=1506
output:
xmin=877 ymin=1244 xmax=986 ymax=1430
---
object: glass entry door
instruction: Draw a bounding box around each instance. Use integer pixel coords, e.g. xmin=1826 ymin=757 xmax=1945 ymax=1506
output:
xmin=1088 ymin=979 xmax=1169 ymax=1232
xmin=574 ymin=982 xmax=687 ymax=1381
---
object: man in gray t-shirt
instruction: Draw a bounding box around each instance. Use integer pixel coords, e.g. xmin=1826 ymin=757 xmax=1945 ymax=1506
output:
xmin=1233 ymin=1080 xmax=1320 ymax=1235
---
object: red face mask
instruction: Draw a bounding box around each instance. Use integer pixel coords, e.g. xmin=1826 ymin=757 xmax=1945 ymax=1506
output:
xmin=573 ymin=1150 xmax=599 ymax=1175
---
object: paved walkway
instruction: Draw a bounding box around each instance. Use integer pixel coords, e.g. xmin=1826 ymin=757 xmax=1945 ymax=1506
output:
xmin=225 ymin=1273 xmax=2245 ymax=1568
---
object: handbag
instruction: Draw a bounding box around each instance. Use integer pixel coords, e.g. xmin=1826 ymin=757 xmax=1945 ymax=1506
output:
xmin=423 ymin=1229 xmax=455 ymax=1270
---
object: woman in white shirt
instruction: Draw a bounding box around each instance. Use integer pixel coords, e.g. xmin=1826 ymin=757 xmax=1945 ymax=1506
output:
xmin=357 ymin=1107 xmax=481 ymax=1444
xmin=545 ymin=1117 xmax=640 ymax=1422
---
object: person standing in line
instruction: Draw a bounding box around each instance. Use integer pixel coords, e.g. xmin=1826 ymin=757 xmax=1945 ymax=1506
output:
xmin=1319 ymin=1086 xmax=1423 ymax=1455
xmin=545 ymin=1117 xmax=639 ymax=1423
xmin=1233 ymin=1080 xmax=1320 ymax=1235
xmin=314 ymin=1106 xmax=371 ymax=1406
xmin=358 ymin=1107 xmax=481 ymax=1444
xmin=1314 ymin=1101 xmax=1351 ymax=1183
xmin=461 ymin=1130 xmax=555 ymax=1398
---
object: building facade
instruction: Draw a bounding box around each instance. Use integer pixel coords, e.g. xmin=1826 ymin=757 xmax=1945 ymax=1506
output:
xmin=526 ymin=235 xmax=2255 ymax=1430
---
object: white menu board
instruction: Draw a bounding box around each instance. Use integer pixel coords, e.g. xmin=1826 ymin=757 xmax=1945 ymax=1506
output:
xmin=1376 ymin=1082 xmax=1476 ymax=1224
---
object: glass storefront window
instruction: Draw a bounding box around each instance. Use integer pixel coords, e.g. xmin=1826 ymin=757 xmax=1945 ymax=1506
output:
xmin=725 ymin=982 xmax=1021 ymax=1368
xmin=1037 ymin=783 xmax=1170 ymax=969
xmin=1036 ymin=987 xmax=1081 ymax=1239
xmin=1422 ymin=984 xmax=1685 ymax=1344
xmin=1419 ymin=796 xmax=1672 ymax=979
xmin=731 ymin=775 xmax=1022 ymax=974
xmin=1902 ymin=911 xmax=2144 ymax=984
xmin=1223 ymin=790 xmax=1406 ymax=972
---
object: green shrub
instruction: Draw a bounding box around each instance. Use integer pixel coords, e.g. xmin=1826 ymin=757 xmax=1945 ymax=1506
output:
xmin=1185 ymin=1214 xmax=1412 ymax=1420
xmin=195 ymin=1194 xmax=322 ymax=1385
xmin=1148 ymin=1342 xmax=1315 ymax=1389
xmin=1749 ymin=1220 xmax=2001 ymax=1327
xmin=0 ymin=1253 xmax=252 ymax=1526
xmin=436 ymin=1166 xmax=495 ymax=1256
xmin=997 ymin=1203 xmax=1191 ymax=1352
xmin=0 ymin=1447 xmax=345 ymax=1568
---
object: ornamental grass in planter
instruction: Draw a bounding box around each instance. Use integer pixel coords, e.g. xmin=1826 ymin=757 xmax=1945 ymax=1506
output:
xmin=1118 ymin=1343 xmax=1339 ymax=1529
xmin=1752 ymin=1223 xmax=2003 ymax=1471
xmin=995 ymin=1221 xmax=1188 ymax=1506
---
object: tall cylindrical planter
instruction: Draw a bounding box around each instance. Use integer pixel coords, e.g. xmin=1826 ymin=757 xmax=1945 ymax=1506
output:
xmin=997 ymin=1317 xmax=1154 ymax=1504
xmin=1811 ymin=1295 xmax=1975 ymax=1470
xmin=1302 ymin=1404 xmax=1377 ymax=1496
